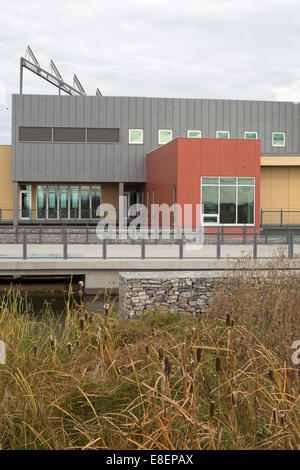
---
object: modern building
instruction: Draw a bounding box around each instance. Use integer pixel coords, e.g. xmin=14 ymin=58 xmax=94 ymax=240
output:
xmin=1 ymin=74 xmax=300 ymax=227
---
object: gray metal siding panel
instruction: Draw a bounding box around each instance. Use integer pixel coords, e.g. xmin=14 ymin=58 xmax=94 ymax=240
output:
xmin=12 ymin=94 xmax=300 ymax=183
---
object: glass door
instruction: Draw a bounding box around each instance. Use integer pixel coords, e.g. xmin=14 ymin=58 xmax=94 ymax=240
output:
xmin=20 ymin=185 xmax=32 ymax=219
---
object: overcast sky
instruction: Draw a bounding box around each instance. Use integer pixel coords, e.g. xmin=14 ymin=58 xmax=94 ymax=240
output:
xmin=1 ymin=0 xmax=300 ymax=144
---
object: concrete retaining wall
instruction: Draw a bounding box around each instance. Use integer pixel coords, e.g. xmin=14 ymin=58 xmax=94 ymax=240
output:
xmin=119 ymin=272 xmax=224 ymax=319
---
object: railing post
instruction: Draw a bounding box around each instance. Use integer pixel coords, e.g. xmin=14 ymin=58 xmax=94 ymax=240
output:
xmin=288 ymin=231 xmax=294 ymax=259
xmin=23 ymin=232 xmax=27 ymax=259
xmin=15 ymin=225 xmax=19 ymax=244
xmin=141 ymin=238 xmax=146 ymax=259
xmin=102 ymin=239 xmax=107 ymax=259
xmin=217 ymin=231 xmax=221 ymax=259
xmin=243 ymin=225 xmax=246 ymax=244
xmin=280 ymin=209 xmax=283 ymax=226
xmin=86 ymin=225 xmax=89 ymax=244
xmin=63 ymin=226 xmax=67 ymax=259
xmin=39 ymin=224 xmax=42 ymax=244
xmin=179 ymin=237 xmax=184 ymax=259
xmin=253 ymin=231 xmax=257 ymax=259
xmin=221 ymin=225 xmax=224 ymax=244
xmin=261 ymin=209 xmax=263 ymax=226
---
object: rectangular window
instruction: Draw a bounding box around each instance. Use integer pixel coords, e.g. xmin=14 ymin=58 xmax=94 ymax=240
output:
xmin=59 ymin=187 xmax=69 ymax=219
xmin=272 ymin=132 xmax=285 ymax=147
xmin=70 ymin=187 xmax=80 ymax=219
xmin=216 ymin=131 xmax=230 ymax=139
xmin=48 ymin=187 xmax=58 ymax=219
xmin=87 ymin=128 xmax=119 ymax=143
xmin=19 ymin=127 xmax=52 ymax=142
xmin=37 ymin=186 xmax=47 ymax=219
xmin=53 ymin=128 xmax=85 ymax=142
xmin=201 ymin=177 xmax=255 ymax=225
xmin=129 ymin=129 xmax=143 ymax=144
xmin=244 ymin=131 xmax=258 ymax=140
xmin=91 ymin=186 xmax=101 ymax=218
xmin=81 ymin=186 xmax=90 ymax=219
xmin=187 ymin=130 xmax=202 ymax=138
xmin=159 ymin=130 xmax=173 ymax=145
xmin=20 ymin=185 xmax=32 ymax=219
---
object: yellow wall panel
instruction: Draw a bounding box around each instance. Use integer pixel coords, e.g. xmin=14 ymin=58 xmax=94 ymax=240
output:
xmin=0 ymin=146 xmax=13 ymax=220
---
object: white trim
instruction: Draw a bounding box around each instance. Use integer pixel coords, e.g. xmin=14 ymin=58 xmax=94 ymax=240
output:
xmin=216 ymin=130 xmax=230 ymax=139
xmin=129 ymin=129 xmax=144 ymax=144
xmin=158 ymin=129 xmax=173 ymax=145
xmin=187 ymin=130 xmax=202 ymax=138
xmin=272 ymin=131 xmax=286 ymax=147
xmin=244 ymin=131 xmax=258 ymax=140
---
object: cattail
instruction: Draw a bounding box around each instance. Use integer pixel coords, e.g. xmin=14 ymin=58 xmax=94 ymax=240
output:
xmin=33 ymin=345 xmax=38 ymax=357
xmin=210 ymin=401 xmax=215 ymax=417
xmin=216 ymin=356 xmax=222 ymax=373
xmin=50 ymin=335 xmax=56 ymax=353
xmin=84 ymin=311 xmax=89 ymax=321
xmin=269 ymin=369 xmax=274 ymax=382
xmin=80 ymin=318 xmax=85 ymax=331
xmin=78 ymin=281 xmax=84 ymax=288
xmin=67 ymin=342 xmax=72 ymax=356
xmin=89 ymin=315 xmax=93 ymax=324
xmin=230 ymin=318 xmax=234 ymax=327
xmin=145 ymin=345 xmax=149 ymax=356
xmin=196 ymin=347 xmax=202 ymax=363
xmin=226 ymin=314 xmax=231 ymax=327
xmin=273 ymin=408 xmax=279 ymax=424
xmin=280 ymin=413 xmax=286 ymax=427
xmin=232 ymin=391 xmax=238 ymax=407
xmin=158 ymin=348 xmax=164 ymax=361
xmin=164 ymin=356 xmax=172 ymax=377
xmin=76 ymin=340 xmax=79 ymax=347
xmin=104 ymin=304 xmax=110 ymax=316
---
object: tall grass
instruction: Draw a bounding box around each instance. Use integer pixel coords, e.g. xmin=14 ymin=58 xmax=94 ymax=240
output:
xmin=0 ymin=264 xmax=299 ymax=450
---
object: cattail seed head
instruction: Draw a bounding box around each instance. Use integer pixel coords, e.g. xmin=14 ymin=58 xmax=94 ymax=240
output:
xmin=273 ymin=408 xmax=279 ymax=424
xmin=50 ymin=336 xmax=56 ymax=353
xmin=216 ymin=356 xmax=222 ymax=373
xmin=158 ymin=348 xmax=164 ymax=361
xmin=104 ymin=304 xmax=110 ymax=316
xmin=164 ymin=356 xmax=172 ymax=377
xmin=76 ymin=340 xmax=79 ymax=347
xmin=84 ymin=311 xmax=89 ymax=321
xmin=89 ymin=315 xmax=93 ymax=324
xmin=33 ymin=345 xmax=38 ymax=357
xmin=196 ymin=347 xmax=202 ymax=363
xmin=269 ymin=369 xmax=274 ymax=382
xmin=67 ymin=342 xmax=72 ymax=356
xmin=145 ymin=345 xmax=149 ymax=356
xmin=232 ymin=391 xmax=238 ymax=407
xmin=210 ymin=401 xmax=215 ymax=417
xmin=78 ymin=281 xmax=84 ymax=288
xmin=80 ymin=318 xmax=85 ymax=331
xmin=230 ymin=318 xmax=234 ymax=327
xmin=226 ymin=314 xmax=231 ymax=327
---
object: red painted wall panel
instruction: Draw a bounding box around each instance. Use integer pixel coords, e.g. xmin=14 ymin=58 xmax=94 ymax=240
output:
xmin=145 ymin=138 xmax=261 ymax=229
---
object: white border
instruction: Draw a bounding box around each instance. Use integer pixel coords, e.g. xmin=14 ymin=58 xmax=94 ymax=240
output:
xmin=216 ymin=131 xmax=230 ymax=139
xmin=129 ymin=129 xmax=144 ymax=145
xmin=244 ymin=131 xmax=258 ymax=140
xmin=159 ymin=129 xmax=173 ymax=145
xmin=187 ymin=130 xmax=202 ymax=138
xmin=272 ymin=131 xmax=285 ymax=147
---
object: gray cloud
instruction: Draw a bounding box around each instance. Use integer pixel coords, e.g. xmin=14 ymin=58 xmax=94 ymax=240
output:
xmin=1 ymin=0 xmax=300 ymax=143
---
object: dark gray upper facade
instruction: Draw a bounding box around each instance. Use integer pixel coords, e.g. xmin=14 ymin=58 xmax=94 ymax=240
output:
xmin=12 ymin=94 xmax=300 ymax=183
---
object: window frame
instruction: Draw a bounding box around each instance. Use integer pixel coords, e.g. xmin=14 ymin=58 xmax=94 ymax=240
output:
xmin=272 ymin=132 xmax=286 ymax=147
xmin=216 ymin=131 xmax=230 ymax=139
xmin=187 ymin=130 xmax=202 ymax=139
xmin=158 ymin=129 xmax=173 ymax=145
xmin=129 ymin=129 xmax=144 ymax=145
xmin=201 ymin=176 xmax=255 ymax=226
xmin=244 ymin=131 xmax=258 ymax=140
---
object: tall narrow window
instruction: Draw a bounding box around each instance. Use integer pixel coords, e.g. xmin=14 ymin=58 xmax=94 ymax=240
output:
xmin=70 ymin=187 xmax=79 ymax=219
xmin=91 ymin=186 xmax=101 ymax=218
xmin=81 ymin=186 xmax=90 ymax=219
xmin=20 ymin=185 xmax=32 ymax=219
xmin=37 ymin=186 xmax=46 ymax=219
xmin=48 ymin=187 xmax=58 ymax=219
xmin=59 ymin=187 xmax=69 ymax=219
